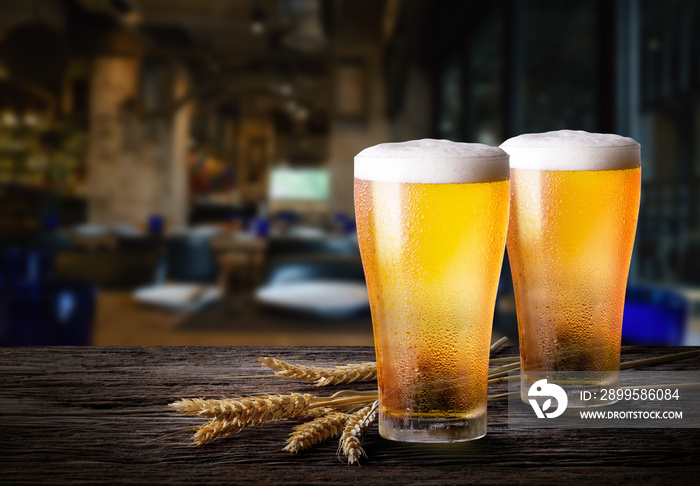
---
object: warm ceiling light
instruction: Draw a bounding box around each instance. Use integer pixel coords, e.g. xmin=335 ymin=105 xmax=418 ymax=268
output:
xmin=2 ymin=108 xmax=18 ymax=127
xmin=24 ymin=109 xmax=39 ymax=127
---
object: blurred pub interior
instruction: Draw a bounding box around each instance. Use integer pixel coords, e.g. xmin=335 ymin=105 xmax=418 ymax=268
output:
xmin=0 ymin=0 xmax=698 ymax=346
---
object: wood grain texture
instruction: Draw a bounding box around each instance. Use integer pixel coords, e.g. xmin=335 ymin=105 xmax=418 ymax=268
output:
xmin=0 ymin=346 xmax=699 ymax=484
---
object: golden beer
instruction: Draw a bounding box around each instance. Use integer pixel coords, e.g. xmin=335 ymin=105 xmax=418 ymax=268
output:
xmin=501 ymin=130 xmax=641 ymax=407
xmin=354 ymin=139 xmax=509 ymax=442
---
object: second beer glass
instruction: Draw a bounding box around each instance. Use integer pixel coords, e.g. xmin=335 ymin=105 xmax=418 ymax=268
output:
xmin=501 ymin=130 xmax=641 ymax=407
xmin=354 ymin=139 xmax=510 ymax=442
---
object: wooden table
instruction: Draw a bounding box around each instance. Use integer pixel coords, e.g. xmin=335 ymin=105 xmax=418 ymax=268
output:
xmin=1 ymin=346 xmax=699 ymax=484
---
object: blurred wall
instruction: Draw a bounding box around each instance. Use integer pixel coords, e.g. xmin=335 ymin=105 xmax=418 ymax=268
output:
xmin=87 ymin=57 xmax=191 ymax=229
xmin=328 ymin=3 xmax=388 ymax=218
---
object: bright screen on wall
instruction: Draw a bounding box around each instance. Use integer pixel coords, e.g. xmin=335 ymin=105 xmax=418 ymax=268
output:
xmin=269 ymin=168 xmax=330 ymax=201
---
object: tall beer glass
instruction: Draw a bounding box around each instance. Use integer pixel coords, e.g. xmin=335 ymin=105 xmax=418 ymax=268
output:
xmin=501 ymin=130 xmax=641 ymax=407
xmin=354 ymin=139 xmax=510 ymax=442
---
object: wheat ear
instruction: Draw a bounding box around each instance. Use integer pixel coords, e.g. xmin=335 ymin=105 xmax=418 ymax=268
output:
xmin=169 ymin=393 xmax=313 ymax=419
xmin=301 ymin=406 xmax=337 ymax=418
xmin=169 ymin=394 xmax=314 ymax=445
xmin=339 ymin=401 xmax=378 ymax=465
xmin=284 ymin=411 xmax=349 ymax=453
xmin=193 ymin=394 xmax=313 ymax=445
xmin=259 ymin=356 xmax=377 ymax=386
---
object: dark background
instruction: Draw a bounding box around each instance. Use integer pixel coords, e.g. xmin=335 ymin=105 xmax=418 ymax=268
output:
xmin=0 ymin=0 xmax=696 ymax=346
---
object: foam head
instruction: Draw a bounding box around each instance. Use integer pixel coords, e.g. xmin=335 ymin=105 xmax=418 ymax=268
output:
xmin=354 ymin=139 xmax=509 ymax=183
xmin=500 ymin=130 xmax=640 ymax=171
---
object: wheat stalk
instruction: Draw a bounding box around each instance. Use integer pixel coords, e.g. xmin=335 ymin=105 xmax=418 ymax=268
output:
xmin=193 ymin=393 xmax=313 ymax=445
xmin=170 ymin=392 xmax=378 ymax=421
xmin=339 ymin=401 xmax=378 ymax=465
xmin=168 ymin=349 xmax=699 ymax=453
xmin=193 ymin=418 xmax=238 ymax=445
xmin=490 ymin=336 xmax=509 ymax=354
xmin=488 ymin=361 xmax=522 ymax=379
xmin=301 ymin=406 xmax=337 ymax=418
xmin=259 ymin=356 xmax=377 ymax=386
xmin=489 ymin=356 xmax=520 ymax=363
xmin=169 ymin=391 xmax=379 ymax=446
xmin=169 ymin=393 xmax=314 ymax=445
xmin=220 ymin=337 xmax=509 ymax=384
xmin=283 ymin=411 xmax=349 ymax=453
xmin=619 ymin=350 xmax=700 ymax=370
xmin=169 ymin=393 xmax=313 ymax=419
xmin=485 ymin=350 xmax=700 ymax=385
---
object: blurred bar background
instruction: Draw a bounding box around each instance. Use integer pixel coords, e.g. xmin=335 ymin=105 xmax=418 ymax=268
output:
xmin=0 ymin=0 xmax=697 ymax=346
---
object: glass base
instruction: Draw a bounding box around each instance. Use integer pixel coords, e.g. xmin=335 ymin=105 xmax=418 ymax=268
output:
xmin=378 ymin=411 xmax=486 ymax=443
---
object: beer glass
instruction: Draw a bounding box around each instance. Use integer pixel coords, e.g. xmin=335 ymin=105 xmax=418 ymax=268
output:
xmin=501 ymin=130 xmax=641 ymax=407
xmin=354 ymin=139 xmax=510 ymax=442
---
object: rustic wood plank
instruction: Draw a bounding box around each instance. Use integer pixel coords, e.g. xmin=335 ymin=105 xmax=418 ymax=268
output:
xmin=0 ymin=346 xmax=699 ymax=484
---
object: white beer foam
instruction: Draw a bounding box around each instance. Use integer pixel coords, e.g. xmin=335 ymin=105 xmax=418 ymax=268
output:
xmin=354 ymin=139 xmax=509 ymax=183
xmin=500 ymin=130 xmax=640 ymax=171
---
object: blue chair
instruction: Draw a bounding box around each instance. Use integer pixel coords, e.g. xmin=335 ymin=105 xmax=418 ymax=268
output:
xmin=622 ymin=285 xmax=688 ymax=345
xmin=164 ymin=237 xmax=219 ymax=283
xmin=333 ymin=212 xmax=356 ymax=234
xmin=276 ymin=211 xmax=298 ymax=225
xmin=0 ymin=247 xmax=53 ymax=284
xmin=251 ymin=218 xmax=270 ymax=237
xmin=0 ymin=279 xmax=97 ymax=345
xmin=148 ymin=215 xmax=165 ymax=236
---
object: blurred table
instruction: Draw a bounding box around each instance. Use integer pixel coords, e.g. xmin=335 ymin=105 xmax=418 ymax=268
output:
xmin=210 ymin=234 xmax=267 ymax=295
xmin=66 ymin=230 xmax=119 ymax=250
xmin=93 ymin=291 xmax=374 ymax=346
xmin=1 ymin=346 xmax=698 ymax=484
xmin=93 ymin=292 xmax=186 ymax=345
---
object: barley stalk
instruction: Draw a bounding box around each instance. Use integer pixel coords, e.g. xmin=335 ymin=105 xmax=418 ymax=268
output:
xmin=169 ymin=392 xmax=378 ymax=446
xmin=339 ymin=401 xmax=378 ymax=465
xmin=169 ymin=393 xmax=313 ymax=419
xmin=170 ymin=393 xmax=314 ymax=445
xmin=488 ymin=361 xmax=521 ymax=379
xmin=488 ymin=374 xmax=520 ymax=385
xmin=619 ymin=350 xmax=700 ymax=370
xmin=312 ymin=394 xmax=378 ymax=411
xmin=259 ymin=356 xmax=377 ymax=386
xmin=167 ymin=349 xmax=699 ymax=453
xmin=301 ymin=406 xmax=337 ymax=418
xmin=284 ymin=411 xmax=349 ymax=453
xmin=490 ymin=336 xmax=509 ymax=354
xmin=485 ymin=350 xmax=700 ymax=385
xmin=193 ymin=393 xmax=313 ymax=444
xmin=222 ymin=338 xmax=508 ymax=384
xmin=488 ymin=391 xmax=518 ymax=402
xmin=193 ymin=418 xmax=239 ymax=445
xmin=489 ymin=356 xmax=520 ymax=363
